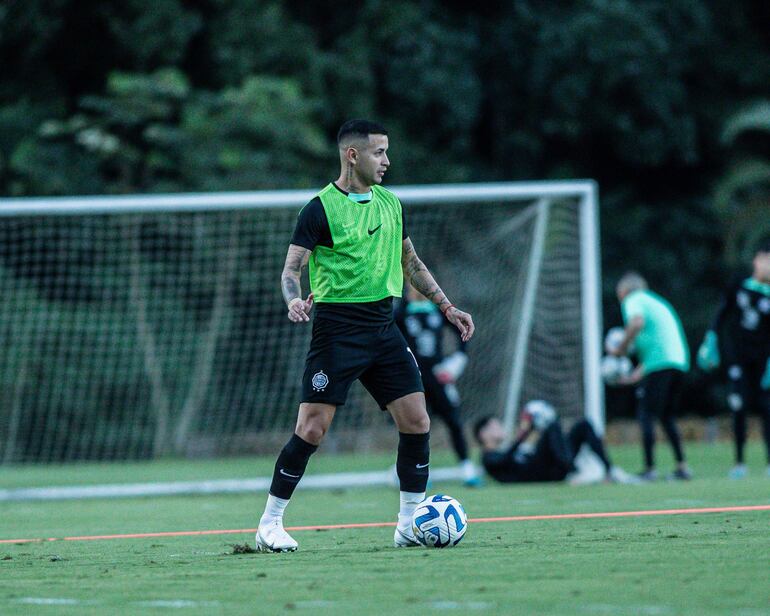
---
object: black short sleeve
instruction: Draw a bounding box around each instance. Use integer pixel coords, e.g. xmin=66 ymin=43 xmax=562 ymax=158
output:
xmin=401 ymin=202 xmax=409 ymax=240
xmin=290 ymin=197 xmax=333 ymax=250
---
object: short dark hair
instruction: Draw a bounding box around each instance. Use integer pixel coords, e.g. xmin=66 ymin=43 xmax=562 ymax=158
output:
xmin=337 ymin=119 xmax=388 ymax=145
xmin=473 ymin=415 xmax=495 ymax=444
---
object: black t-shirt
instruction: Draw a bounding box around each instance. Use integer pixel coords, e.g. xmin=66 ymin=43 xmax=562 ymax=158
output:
xmin=481 ymin=443 xmax=534 ymax=483
xmin=712 ymin=277 xmax=770 ymax=361
xmin=289 ymin=183 xmax=409 ymax=326
xmin=394 ymin=299 xmax=466 ymax=369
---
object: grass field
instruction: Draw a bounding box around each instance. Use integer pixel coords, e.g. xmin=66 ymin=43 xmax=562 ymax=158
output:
xmin=1 ymin=441 xmax=769 ymax=615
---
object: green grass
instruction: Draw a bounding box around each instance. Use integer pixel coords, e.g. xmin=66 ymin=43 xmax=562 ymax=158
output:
xmin=1 ymin=441 xmax=769 ymax=615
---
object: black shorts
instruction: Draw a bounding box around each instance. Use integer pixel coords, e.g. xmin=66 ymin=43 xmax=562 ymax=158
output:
xmin=301 ymin=318 xmax=424 ymax=409
xmin=636 ymin=368 xmax=685 ymax=418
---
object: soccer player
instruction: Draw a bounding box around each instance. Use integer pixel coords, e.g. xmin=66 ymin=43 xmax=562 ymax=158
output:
xmin=255 ymin=119 xmax=475 ymax=552
xmin=697 ymin=239 xmax=770 ymax=478
xmin=473 ymin=400 xmax=615 ymax=483
xmin=611 ymin=272 xmax=692 ymax=481
xmin=394 ymin=282 xmax=481 ymax=486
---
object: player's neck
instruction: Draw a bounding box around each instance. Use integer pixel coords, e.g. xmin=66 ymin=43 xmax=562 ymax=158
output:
xmin=335 ymin=172 xmax=372 ymax=195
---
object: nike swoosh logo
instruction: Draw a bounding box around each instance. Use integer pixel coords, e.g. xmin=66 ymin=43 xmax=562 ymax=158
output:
xmin=415 ymin=463 xmax=429 ymax=469
xmin=368 ymin=224 xmax=382 ymax=235
xmin=279 ymin=469 xmax=301 ymax=478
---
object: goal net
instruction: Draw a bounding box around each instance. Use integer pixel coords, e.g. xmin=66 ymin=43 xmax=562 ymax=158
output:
xmin=0 ymin=182 xmax=602 ymax=464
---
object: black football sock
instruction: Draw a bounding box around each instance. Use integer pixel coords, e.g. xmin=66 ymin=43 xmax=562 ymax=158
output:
xmin=269 ymin=434 xmax=318 ymax=500
xmin=396 ymin=431 xmax=430 ymax=493
xmin=733 ymin=410 xmax=746 ymax=465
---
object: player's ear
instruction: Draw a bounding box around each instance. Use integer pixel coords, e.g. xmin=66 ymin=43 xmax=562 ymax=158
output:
xmin=346 ymin=147 xmax=358 ymax=165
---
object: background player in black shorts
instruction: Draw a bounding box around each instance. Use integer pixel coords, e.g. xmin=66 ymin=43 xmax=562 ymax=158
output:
xmin=255 ymin=119 xmax=475 ymax=552
xmin=473 ymin=401 xmax=618 ymax=484
xmin=697 ymin=239 xmax=770 ymax=478
xmin=395 ymin=282 xmax=481 ymax=486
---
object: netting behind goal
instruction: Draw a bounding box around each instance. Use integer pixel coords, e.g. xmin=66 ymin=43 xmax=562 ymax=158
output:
xmin=0 ymin=184 xmax=601 ymax=463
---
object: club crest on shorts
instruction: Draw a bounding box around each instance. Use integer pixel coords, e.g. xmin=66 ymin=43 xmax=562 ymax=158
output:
xmin=311 ymin=370 xmax=329 ymax=392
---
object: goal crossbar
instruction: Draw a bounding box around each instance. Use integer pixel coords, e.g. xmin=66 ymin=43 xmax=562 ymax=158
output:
xmin=0 ymin=181 xmax=597 ymax=216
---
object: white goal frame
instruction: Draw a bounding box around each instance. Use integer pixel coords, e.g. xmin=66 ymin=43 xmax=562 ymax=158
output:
xmin=0 ymin=180 xmax=604 ymax=436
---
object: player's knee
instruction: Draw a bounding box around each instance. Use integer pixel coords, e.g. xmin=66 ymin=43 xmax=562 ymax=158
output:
xmin=295 ymin=418 xmax=329 ymax=445
xmin=410 ymin=413 xmax=430 ymax=434
xmin=571 ymin=419 xmax=590 ymax=438
xmin=396 ymin=412 xmax=430 ymax=434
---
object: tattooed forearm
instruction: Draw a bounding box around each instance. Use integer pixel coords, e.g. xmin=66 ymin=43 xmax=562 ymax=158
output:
xmin=281 ymin=245 xmax=310 ymax=306
xmin=401 ymin=239 xmax=451 ymax=310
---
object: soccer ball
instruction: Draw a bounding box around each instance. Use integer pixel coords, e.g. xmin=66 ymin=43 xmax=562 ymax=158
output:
xmin=411 ymin=494 xmax=467 ymax=548
xmin=601 ymin=354 xmax=633 ymax=386
xmin=604 ymin=326 xmax=634 ymax=355
xmin=521 ymin=399 xmax=557 ymax=430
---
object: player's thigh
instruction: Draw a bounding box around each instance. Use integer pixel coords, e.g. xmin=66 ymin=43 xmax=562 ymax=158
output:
xmin=359 ymin=323 xmax=424 ymax=412
xmin=636 ymin=370 xmax=670 ymax=418
xmin=301 ymin=319 xmax=375 ymax=407
xmin=295 ymin=402 xmax=337 ymax=444
xmin=662 ymin=369 xmax=685 ymax=418
xmin=726 ymin=361 xmax=754 ymax=413
xmin=387 ymin=391 xmax=430 ymax=434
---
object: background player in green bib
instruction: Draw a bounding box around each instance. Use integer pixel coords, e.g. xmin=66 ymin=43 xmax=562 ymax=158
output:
xmin=256 ymin=119 xmax=475 ymax=552
xmin=611 ymin=272 xmax=692 ymax=481
xmin=697 ymin=239 xmax=770 ymax=479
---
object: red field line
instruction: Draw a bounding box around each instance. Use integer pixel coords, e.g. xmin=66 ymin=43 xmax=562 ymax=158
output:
xmin=2 ymin=504 xmax=768 ymax=544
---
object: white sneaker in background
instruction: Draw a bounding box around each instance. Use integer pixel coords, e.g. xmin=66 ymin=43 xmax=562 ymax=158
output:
xmin=609 ymin=466 xmax=642 ymax=484
xmin=461 ymin=459 xmax=483 ymax=487
xmin=728 ymin=464 xmax=748 ymax=480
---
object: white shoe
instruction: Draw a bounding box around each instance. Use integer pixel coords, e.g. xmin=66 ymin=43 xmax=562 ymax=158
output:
xmin=609 ymin=466 xmax=642 ymax=484
xmin=388 ymin=463 xmax=400 ymax=488
xmin=461 ymin=460 xmax=483 ymax=487
xmin=256 ymin=519 xmax=298 ymax=553
xmin=728 ymin=464 xmax=748 ymax=480
xmin=394 ymin=525 xmax=421 ymax=548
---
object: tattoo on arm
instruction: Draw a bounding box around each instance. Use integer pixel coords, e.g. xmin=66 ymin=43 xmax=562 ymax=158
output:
xmin=281 ymin=245 xmax=310 ymax=306
xmin=401 ymin=239 xmax=451 ymax=311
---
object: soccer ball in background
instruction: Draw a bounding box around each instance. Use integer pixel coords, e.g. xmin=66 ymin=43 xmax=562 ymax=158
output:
xmin=412 ymin=494 xmax=467 ymax=548
xmin=604 ymin=326 xmax=633 ymax=355
xmin=521 ymin=399 xmax=557 ymax=430
xmin=602 ymin=327 xmax=634 ymax=386
xmin=601 ymin=355 xmax=633 ymax=386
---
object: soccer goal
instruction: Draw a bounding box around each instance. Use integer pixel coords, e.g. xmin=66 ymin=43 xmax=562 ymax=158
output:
xmin=0 ymin=182 xmax=602 ymax=464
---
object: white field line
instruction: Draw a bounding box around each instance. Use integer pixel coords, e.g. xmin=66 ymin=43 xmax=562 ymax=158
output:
xmin=0 ymin=466 xmax=465 ymax=502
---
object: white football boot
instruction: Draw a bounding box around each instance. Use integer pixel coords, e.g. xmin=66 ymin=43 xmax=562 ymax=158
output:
xmin=255 ymin=519 xmax=298 ymax=553
xmin=393 ymin=524 xmax=421 ymax=548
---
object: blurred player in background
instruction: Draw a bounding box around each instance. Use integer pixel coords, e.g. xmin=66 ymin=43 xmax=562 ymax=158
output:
xmin=395 ymin=282 xmax=481 ymax=486
xmin=612 ymin=272 xmax=692 ymax=481
xmin=256 ymin=119 xmax=474 ymax=552
xmin=697 ymin=239 xmax=770 ymax=478
xmin=473 ymin=400 xmax=619 ymax=484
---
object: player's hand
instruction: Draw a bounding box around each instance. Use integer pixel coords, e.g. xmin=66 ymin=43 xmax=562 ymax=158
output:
xmin=617 ymin=365 xmax=644 ymax=386
xmin=445 ymin=307 xmax=475 ymax=342
xmin=761 ymin=358 xmax=770 ymax=391
xmin=696 ymin=330 xmax=720 ymax=372
xmin=287 ymin=293 xmax=314 ymax=323
xmin=432 ymin=352 xmax=468 ymax=384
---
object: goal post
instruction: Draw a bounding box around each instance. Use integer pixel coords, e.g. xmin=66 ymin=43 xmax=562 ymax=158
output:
xmin=0 ymin=181 xmax=602 ymax=464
